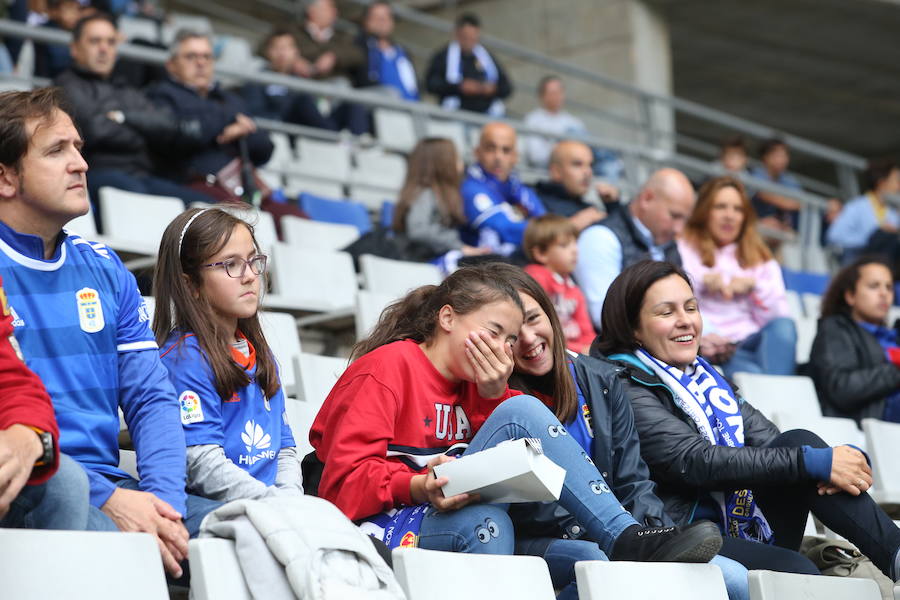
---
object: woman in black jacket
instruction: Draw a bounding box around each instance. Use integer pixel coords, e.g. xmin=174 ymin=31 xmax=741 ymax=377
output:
xmin=505 ymin=268 xmax=748 ymax=600
xmin=808 ymin=257 xmax=900 ymax=423
xmin=592 ymin=259 xmax=900 ymax=580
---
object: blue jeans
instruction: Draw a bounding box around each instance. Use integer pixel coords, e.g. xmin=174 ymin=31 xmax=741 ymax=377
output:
xmin=418 ymin=395 xmax=638 ymax=557
xmin=723 ymin=317 xmax=797 ymax=378
xmin=0 ymin=454 xmax=90 ymax=530
xmin=86 ymin=477 xmax=221 ymax=538
xmin=515 ymin=537 xmax=748 ymax=600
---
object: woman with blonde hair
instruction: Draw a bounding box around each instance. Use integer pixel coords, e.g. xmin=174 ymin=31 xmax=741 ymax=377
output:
xmin=678 ymin=175 xmax=796 ymax=377
xmin=394 ymin=137 xmax=488 ymax=269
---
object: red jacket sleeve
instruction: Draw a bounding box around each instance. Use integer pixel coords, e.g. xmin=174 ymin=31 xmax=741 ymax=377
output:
xmin=569 ymin=285 xmax=597 ymax=353
xmin=0 ymin=285 xmax=60 ymax=485
xmin=310 ymin=373 xmax=419 ymax=521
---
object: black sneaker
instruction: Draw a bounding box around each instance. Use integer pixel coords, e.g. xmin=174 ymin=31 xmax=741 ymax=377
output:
xmin=610 ymin=521 xmax=722 ymax=563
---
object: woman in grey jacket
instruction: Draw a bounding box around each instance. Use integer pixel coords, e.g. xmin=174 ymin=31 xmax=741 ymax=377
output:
xmin=593 ymin=259 xmax=900 ymax=581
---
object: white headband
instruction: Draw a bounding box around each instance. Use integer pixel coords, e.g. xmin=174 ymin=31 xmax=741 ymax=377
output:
xmin=178 ymin=208 xmax=210 ymax=257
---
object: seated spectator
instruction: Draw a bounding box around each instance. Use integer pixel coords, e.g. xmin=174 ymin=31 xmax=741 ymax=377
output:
xmin=534 ymin=140 xmax=617 ymax=233
xmin=713 ymin=135 xmax=749 ymax=176
xmin=55 ymin=14 xmax=213 ymax=220
xmin=826 ymin=160 xmax=900 ymax=264
xmin=460 ymin=122 xmax=545 ymax=256
xmin=354 ymin=0 xmax=418 ymax=101
xmin=146 ymin=30 xmax=274 ymax=203
xmin=293 ymin=0 xmax=365 ymax=81
xmin=506 ymin=268 xmax=749 ymax=600
xmin=749 ymin=138 xmax=802 ymax=233
xmin=393 ymin=137 xmax=489 ymax=270
xmin=523 ymin=215 xmax=595 ymax=354
xmin=678 ymin=176 xmax=796 ymax=377
xmin=310 ymin=263 xmax=722 ymax=563
xmin=426 ymin=13 xmax=512 ymax=116
xmin=34 ymin=0 xmax=81 ymax=78
xmin=574 ymin=168 xmax=695 ymax=328
xmin=154 ymin=208 xmax=302 ymax=500
xmin=241 ymin=28 xmax=368 ymax=135
xmin=808 ymin=257 xmax=900 ymax=424
xmin=0 ymin=88 xmax=219 ymax=579
xmin=594 ymin=259 xmax=900 ymax=581
xmin=0 ymin=276 xmax=89 ymax=531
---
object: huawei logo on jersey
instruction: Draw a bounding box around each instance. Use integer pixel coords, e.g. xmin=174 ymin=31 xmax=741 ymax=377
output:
xmin=432 ymin=404 xmax=472 ymax=441
xmin=238 ymin=420 xmax=276 ymax=466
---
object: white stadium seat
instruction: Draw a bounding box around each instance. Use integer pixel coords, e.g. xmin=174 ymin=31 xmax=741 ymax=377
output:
xmin=356 ymin=290 xmax=397 ymax=340
xmin=862 ymin=418 xmax=900 ymax=504
xmin=374 ymin=108 xmax=418 ymax=153
xmin=785 ymin=290 xmax=804 ymax=320
xmin=280 ymin=215 xmax=360 ymax=251
xmin=748 ymin=569 xmax=880 ymax=600
xmin=772 ymin=413 xmax=865 ymax=451
xmin=348 ymin=184 xmax=398 ymax=211
xmin=296 ymin=352 xmax=346 ymax=406
xmin=801 ymin=293 xmax=822 ymax=319
xmin=732 ymin=373 xmax=822 ymax=423
xmin=189 ymin=538 xmax=251 ymax=600
xmin=575 ymin=561 xmax=728 ymax=600
xmin=265 ymin=243 xmax=357 ymax=315
xmin=98 ymin=187 xmax=184 ymax=255
xmin=360 ymin=254 xmax=442 ymax=297
xmin=393 ymin=548 xmax=556 ymax=600
xmin=426 ymin=119 xmax=468 ymax=156
xmin=794 ymin=316 xmax=817 ymax=364
xmin=259 ymin=311 xmax=302 ymax=397
xmin=283 ymin=177 xmax=345 ymax=200
xmin=292 ymin=138 xmax=351 ymax=183
xmin=0 ymin=529 xmax=167 ymax=600
xmin=351 ymin=149 xmax=408 ymax=190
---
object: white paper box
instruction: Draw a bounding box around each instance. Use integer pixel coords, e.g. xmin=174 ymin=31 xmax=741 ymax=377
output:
xmin=433 ymin=438 xmax=566 ymax=503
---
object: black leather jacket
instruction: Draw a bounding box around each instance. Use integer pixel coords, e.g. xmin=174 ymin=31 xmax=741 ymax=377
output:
xmin=601 ymin=353 xmax=809 ymax=526
xmin=510 ymin=354 xmax=672 ymax=540
xmin=807 ymin=313 xmax=900 ymax=424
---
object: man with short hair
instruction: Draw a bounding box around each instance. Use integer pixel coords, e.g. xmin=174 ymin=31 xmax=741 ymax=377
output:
xmin=293 ymin=0 xmax=365 ymax=81
xmin=460 ymin=122 xmax=545 ymax=255
xmin=354 ymin=0 xmax=418 ymax=101
xmin=535 ymin=140 xmax=619 ymax=232
xmin=425 ymin=13 xmax=512 ymax=116
xmin=0 ymin=87 xmax=219 ymax=578
xmin=575 ymin=168 xmax=696 ymax=327
xmin=147 ymin=30 xmax=274 ymax=195
xmin=55 ymin=13 xmax=212 ymax=217
xmin=524 ymin=76 xmax=587 ymax=167
xmin=749 ymin=138 xmax=802 ymax=232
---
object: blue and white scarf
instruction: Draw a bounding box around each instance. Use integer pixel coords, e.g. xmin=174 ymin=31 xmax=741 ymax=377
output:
xmin=443 ymin=41 xmax=505 ymax=116
xmin=635 ymin=349 xmax=774 ymax=544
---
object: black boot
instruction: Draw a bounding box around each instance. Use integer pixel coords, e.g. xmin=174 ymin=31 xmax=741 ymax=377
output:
xmin=610 ymin=521 xmax=722 ymax=563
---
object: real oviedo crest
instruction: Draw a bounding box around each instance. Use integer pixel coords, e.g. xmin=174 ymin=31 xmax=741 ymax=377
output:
xmin=75 ymin=287 xmax=105 ymax=333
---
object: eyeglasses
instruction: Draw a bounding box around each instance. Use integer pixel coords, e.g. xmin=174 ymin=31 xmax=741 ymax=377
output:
xmin=200 ymin=254 xmax=268 ymax=278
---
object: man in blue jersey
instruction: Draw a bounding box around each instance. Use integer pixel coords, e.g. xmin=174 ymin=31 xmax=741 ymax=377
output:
xmin=0 ymin=87 xmax=218 ymax=578
xmin=460 ymin=121 xmax=546 ymax=256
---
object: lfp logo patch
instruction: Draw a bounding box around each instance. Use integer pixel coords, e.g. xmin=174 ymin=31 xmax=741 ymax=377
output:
xmin=75 ymin=287 xmax=105 ymax=333
xmin=180 ymin=390 xmax=205 ymax=425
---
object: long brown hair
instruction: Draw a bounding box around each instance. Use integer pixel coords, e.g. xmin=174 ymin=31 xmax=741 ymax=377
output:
xmin=592 ymin=260 xmax=694 ymax=357
xmin=351 ymin=262 xmax=524 ymax=361
xmin=393 ymin=137 xmax=465 ymax=232
xmin=504 ymin=268 xmax=578 ymax=423
xmin=682 ymin=175 xmax=772 ymax=268
xmin=153 ymin=208 xmax=280 ymax=402
xmin=820 ymin=256 xmax=894 ymax=319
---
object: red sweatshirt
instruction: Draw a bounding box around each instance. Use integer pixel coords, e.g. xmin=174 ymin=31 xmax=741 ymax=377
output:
xmin=0 ymin=283 xmax=59 ymax=485
xmin=524 ymin=264 xmax=596 ymax=353
xmin=310 ymin=339 xmax=518 ymax=521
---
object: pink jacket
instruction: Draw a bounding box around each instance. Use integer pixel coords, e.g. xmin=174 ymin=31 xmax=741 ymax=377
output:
xmin=677 ymin=239 xmax=790 ymax=342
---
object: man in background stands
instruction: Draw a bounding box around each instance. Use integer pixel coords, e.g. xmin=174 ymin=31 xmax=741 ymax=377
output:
xmin=353 ymin=0 xmax=418 ymax=101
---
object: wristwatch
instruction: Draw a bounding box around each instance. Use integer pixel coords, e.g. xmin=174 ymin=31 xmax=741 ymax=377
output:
xmin=27 ymin=427 xmax=54 ymax=468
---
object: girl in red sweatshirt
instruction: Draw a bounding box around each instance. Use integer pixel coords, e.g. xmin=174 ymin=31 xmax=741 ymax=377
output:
xmin=310 ymin=263 xmax=722 ymax=567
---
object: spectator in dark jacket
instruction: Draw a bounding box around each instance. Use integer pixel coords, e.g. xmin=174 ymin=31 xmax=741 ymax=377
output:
xmin=146 ymin=30 xmax=273 ymax=190
xmin=534 ymin=140 xmax=619 ymax=233
xmin=505 ymin=267 xmax=748 ymax=600
xmin=33 ymin=0 xmax=81 ymax=79
xmin=0 ymin=276 xmax=89 ymax=530
xmin=293 ymin=0 xmax=364 ymax=81
xmin=55 ymin=14 xmax=213 ymax=217
xmin=241 ymin=28 xmax=368 ymax=135
xmin=425 ymin=13 xmax=512 ymax=116
xmin=353 ymin=1 xmax=418 ymax=101
xmin=809 ymin=257 xmax=900 ymax=424
xmin=592 ymin=259 xmax=900 ymax=582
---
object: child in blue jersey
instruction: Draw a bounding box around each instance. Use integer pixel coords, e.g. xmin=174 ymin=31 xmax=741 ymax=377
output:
xmin=505 ymin=268 xmax=750 ymax=600
xmin=153 ymin=208 xmax=302 ymax=501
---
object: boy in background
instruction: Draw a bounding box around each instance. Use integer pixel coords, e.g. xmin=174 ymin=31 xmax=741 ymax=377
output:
xmin=523 ymin=215 xmax=595 ymax=353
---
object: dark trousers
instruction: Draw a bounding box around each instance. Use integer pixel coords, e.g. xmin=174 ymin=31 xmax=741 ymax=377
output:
xmin=720 ymin=429 xmax=900 ymax=577
xmin=284 ymin=93 xmax=370 ymax=136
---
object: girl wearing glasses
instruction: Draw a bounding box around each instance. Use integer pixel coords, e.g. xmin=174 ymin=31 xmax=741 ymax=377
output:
xmin=152 ymin=208 xmax=302 ymax=500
